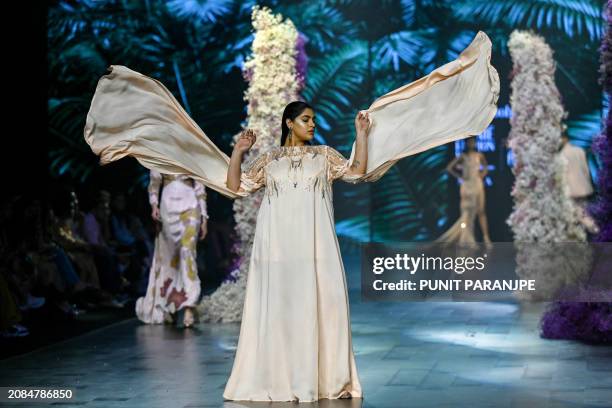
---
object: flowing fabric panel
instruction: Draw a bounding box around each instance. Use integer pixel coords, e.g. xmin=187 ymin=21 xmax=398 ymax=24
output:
xmin=84 ymin=31 xmax=499 ymax=196
xmin=348 ymin=30 xmax=500 ymax=181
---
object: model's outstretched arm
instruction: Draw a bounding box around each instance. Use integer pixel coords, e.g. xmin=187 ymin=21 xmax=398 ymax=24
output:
xmin=346 ymin=111 xmax=370 ymax=177
xmin=227 ymin=129 xmax=256 ymax=192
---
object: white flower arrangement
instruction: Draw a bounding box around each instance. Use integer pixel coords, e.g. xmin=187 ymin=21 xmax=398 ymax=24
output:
xmin=198 ymin=6 xmax=300 ymax=322
xmin=506 ymin=31 xmax=588 ymax=300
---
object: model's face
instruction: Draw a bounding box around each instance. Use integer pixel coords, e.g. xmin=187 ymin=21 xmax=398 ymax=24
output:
xmin=467 ymin=138 xmax=476 ymax=150
xmin=287 ymin=108 xmax=316 ymax=144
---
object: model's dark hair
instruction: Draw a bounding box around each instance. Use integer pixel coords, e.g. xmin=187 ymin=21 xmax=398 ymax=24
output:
xmin=464 ymin=136 xmax=477 ymax=152
xmin=280 ymin=101 xmax=314 ymax=147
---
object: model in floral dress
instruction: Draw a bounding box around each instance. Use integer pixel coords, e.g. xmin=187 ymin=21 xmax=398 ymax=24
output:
xmin=135 ymin=170 xmax=208 ymax=327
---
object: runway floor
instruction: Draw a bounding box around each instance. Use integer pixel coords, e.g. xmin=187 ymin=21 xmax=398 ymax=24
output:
xmin=2 ymin=292 xmax=611 ymax=407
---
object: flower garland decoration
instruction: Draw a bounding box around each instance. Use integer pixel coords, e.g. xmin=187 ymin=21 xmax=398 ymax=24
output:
xmin=506 ymin=30 xmax=588 ymax=300
xmin=198 ymin=6 xmax=301 ymax=322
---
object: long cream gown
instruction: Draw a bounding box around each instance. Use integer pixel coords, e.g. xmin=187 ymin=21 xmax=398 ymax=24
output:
xmin=83 ymin=31 xmax=499 ymax=402
xmin=223 ymin=145 xmax=363 ymax=401
xmin=436 ymin=152 xmax=485 ymax=245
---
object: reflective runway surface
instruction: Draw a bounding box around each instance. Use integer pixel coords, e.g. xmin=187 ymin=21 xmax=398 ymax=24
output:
xmin=2 ymin=293 xmax=611 ymax=407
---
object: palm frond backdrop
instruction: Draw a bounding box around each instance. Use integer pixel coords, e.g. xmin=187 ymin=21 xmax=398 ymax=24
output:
xmin=48 ymin=0 xmax=604 ymax=243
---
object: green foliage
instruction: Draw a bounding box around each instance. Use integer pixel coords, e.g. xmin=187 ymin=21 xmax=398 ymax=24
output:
xmin=48 ymin=0 xmax=602 ymax=241
xmin=454 ymin=0 xmax=604 ymax=41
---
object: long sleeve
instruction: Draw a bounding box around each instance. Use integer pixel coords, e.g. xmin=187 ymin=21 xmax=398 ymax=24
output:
xmin=325 ymin=146 xmax=363 ymax=184
xmin=148 ymin=170 xmax=162 ymax=207
xmin=194 ymin=180 xmax=209 ymax=219
xmin=238 ymin=152 xmax=268 ymax=195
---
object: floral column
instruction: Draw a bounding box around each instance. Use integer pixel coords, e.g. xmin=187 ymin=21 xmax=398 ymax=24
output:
xmin=507 ymin=30 xmax=587 ymax=300
xmin=199 ymin=6 xmax=301 ymax=322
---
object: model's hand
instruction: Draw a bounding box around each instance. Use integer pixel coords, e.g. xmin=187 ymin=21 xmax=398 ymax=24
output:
xmin=199 ymin=221 xmax=208 ymax=240
xmin=151 ymin=205 xmax=161 ymax=222
xmin=234 ymin=129 xmax=256 ymax=155
xmin=354 ymin=111 xmax=371 ymax=137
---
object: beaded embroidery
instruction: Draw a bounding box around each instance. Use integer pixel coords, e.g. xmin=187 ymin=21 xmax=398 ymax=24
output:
xmin=242 ymin=145 xmax=351 ymax=202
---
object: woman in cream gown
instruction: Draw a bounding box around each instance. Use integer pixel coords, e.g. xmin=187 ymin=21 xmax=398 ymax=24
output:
xmin=83 ymin=31 xmax=500 ymax=401
xmin=436 ymin=137 xmax=492 ymax=247
xmin=135 ymin=170 xmax=208 ymax=327
xmin=222 ymin=104 xmax=368 ymax=401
